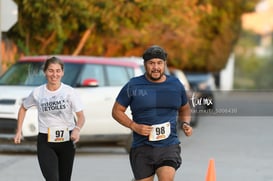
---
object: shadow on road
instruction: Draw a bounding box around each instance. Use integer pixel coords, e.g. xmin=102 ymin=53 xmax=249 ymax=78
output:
xmin=0 ymin=143 xmax=127 ymax=155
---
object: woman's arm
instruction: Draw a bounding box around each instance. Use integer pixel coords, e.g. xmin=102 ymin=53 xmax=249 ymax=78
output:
xmin=14 ymin=104 xmax=27 ymax=144
xmin=71 ymin=110 xmax=85 ymax=143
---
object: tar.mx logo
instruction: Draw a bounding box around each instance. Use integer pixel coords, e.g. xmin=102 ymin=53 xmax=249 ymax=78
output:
xmin=190 ymin=92 xmax=213 ymax=108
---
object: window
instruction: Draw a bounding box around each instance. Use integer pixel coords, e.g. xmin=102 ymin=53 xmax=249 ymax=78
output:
xmin=62 ymin=63 xmax=82 ymax=86
xmin=79 ymin=64 xmax=105 ymax=86
xmin=106 ymin=66 xmax=131 ymax=86
xmin=0 ymin=62 xmax=46 ymax=86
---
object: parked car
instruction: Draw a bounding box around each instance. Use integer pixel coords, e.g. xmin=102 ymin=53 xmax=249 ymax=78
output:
xmin=184 ymin=72 xmax=216 ymax=111
xmin=0 ymin=55 xmax=143 ymax=152
xmin=168 ymin=68 xmax=190 ymax=91
xmin=169 ymin=68 xmax=199 ymax=127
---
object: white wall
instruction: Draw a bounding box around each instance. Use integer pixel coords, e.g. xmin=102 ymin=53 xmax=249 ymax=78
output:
xmin=220 ymin=53 xmax=235 ymax=90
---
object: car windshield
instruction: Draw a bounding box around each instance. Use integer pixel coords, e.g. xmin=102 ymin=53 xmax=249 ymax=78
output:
xmin=0 ymin=62 xmax=82 ymax=86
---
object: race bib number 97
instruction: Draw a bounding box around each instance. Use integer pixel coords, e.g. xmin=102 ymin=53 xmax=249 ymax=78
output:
xmin=48 ymin=127 xmax=70 ymax=143
xmin=149 ymin=122 xmax=171 ymax=141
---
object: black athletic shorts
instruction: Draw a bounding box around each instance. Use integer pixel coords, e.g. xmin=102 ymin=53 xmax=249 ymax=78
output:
xmin=129 ymin=144 xmax=182 ymax=180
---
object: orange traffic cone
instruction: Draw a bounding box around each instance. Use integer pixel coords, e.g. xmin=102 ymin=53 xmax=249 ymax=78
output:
xmin=205 ymin=159 xmax=216 ymax=181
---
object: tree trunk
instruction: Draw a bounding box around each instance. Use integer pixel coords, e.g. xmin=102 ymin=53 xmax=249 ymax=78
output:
xmin=73 ymin=27 xmax=93 ymax=55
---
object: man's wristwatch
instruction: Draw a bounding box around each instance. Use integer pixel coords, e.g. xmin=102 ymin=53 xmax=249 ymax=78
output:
xmin=182 ymin=121 xmax=191 ymax=127
xmin=178 ymin=121 xmax=190 ymax=129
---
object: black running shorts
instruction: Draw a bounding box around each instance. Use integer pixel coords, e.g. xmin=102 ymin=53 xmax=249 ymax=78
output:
xmin=129 ymin=144 xmax=182 ymax=180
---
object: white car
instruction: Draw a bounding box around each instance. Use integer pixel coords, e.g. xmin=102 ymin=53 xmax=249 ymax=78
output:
xmin=0 ymin=55 xmax=143 ymax=152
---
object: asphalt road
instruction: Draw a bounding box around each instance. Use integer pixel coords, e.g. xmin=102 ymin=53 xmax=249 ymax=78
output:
xmin=1 ymin=91 xmax=273 ymax=181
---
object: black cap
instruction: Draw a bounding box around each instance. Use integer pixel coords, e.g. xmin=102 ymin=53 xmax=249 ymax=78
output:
xmin=142 ymin=45 xmax=167 ymax=62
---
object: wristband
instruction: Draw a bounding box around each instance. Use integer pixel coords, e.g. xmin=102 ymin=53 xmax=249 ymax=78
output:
xmin=74 ymin=126 xmax=81 ymax=131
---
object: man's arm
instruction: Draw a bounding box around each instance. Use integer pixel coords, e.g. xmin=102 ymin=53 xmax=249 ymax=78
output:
xmin=112 ymin=101 xmax=134 ymax=129
xmin=112 ymin=101 xmax=153 ymax=136
xmin=178 ymin=102 xmax=191 ymax=124
xmin=178 ymin=103 xmax=193 ymax=136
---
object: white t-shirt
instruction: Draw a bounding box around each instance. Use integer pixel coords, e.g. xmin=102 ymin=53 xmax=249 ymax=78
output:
xmin=23 ymin=83 xmax=83 ymax=134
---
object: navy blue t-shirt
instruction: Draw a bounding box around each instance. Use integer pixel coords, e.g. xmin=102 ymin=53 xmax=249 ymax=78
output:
xmin=116 ymin=74 xmax=188 ymax=148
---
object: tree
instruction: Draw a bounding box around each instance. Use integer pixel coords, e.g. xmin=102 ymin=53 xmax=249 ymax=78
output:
xmin=6 ymin=0 xmax=259 ymax=72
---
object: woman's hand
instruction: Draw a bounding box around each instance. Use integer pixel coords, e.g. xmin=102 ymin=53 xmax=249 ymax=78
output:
xmin=71 ymin=128 xmax=80 ymax=143
xmin=14 ymin=131 xmax=22 ymax=144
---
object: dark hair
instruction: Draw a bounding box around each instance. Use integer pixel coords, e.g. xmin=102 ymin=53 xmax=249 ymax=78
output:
xmin=43 ymin=56 xmax=64 ymax=72
xmin=142 ymin=45 xmax=167 ymax=62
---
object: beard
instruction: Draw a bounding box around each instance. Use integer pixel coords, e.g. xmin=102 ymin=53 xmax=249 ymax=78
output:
xmin=146 ymin=71 xmax=164 ymax=81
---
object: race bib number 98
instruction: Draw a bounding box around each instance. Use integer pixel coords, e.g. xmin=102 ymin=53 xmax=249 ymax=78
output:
xmin=48 ymin=127 xmax=70 ymax=143
xmin=149 ymin=122 xmax=171 ymax=141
